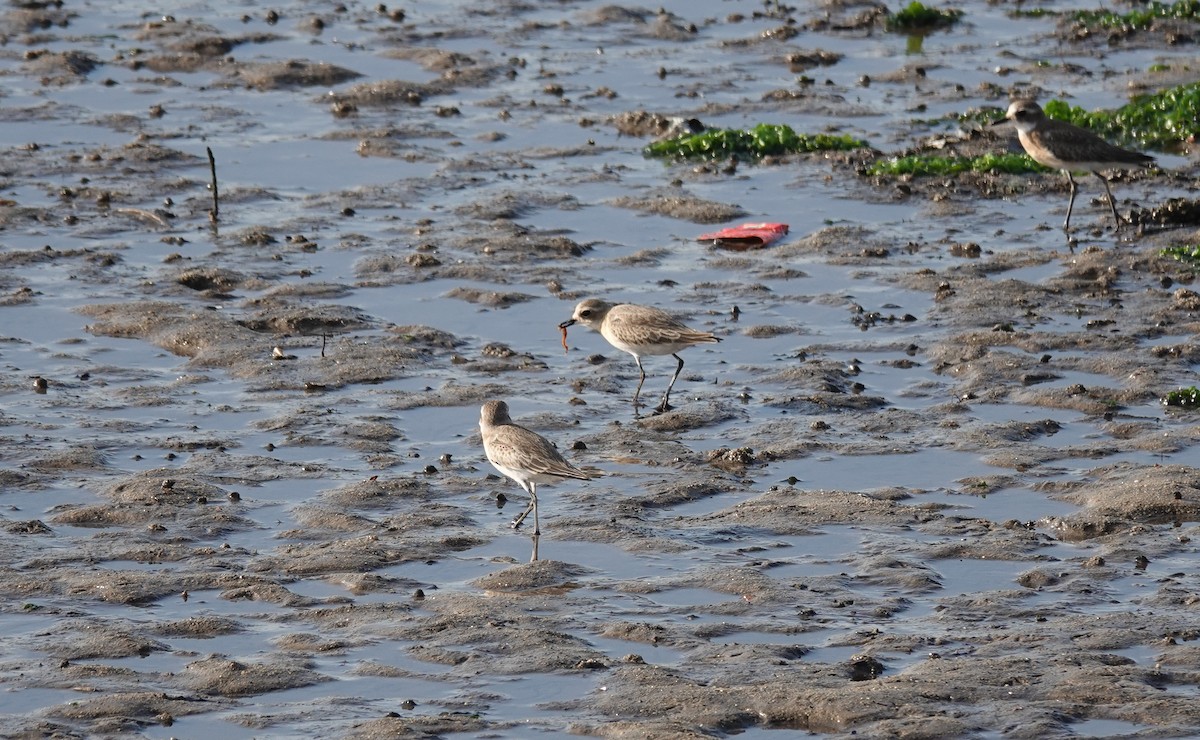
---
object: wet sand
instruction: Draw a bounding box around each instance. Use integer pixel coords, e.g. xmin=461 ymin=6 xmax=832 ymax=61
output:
xmin=2 ymin=1 xmax=1200 ymax=738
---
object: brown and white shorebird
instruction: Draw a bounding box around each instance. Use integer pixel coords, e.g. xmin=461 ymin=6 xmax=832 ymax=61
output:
xmin=479 ymin=400 xmax=591 ymax=559
xmin=560 ymin=298 xmax=722 ymax=413
xmin=993 ymin=99 xmax=1155 ymax=233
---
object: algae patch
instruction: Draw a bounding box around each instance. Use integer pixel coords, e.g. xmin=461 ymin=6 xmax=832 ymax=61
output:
xmin=644 ymin=123 xmax=868 ymax=160
xmin=885 ymin=1 xmax=964 ymax=32
xmin=1160 ymin=244 xmax=1200 ymax=269
xmin=866 ymin=152 xmax=1049 ymax=177
xmin=1043 ymin=82 xmax=1200 ymax=150
xmin=1071 ymin=0 xmax=1200 ymax=31
xmin=1163 ymin=386 xmax=1200 ymax=408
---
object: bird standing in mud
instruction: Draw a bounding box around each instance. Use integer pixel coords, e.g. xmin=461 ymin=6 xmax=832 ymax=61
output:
xmin=560 ymin=298 xmax=722 ymax=414
xmin=993 ymin=99 xmax=1155 ymax=234
xmin=479 ymin=400 xmax=591 ymax=562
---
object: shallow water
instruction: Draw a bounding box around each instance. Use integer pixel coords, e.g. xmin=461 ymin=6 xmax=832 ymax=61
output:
xmin=2 ymin=0 xmax=1200 ymax=737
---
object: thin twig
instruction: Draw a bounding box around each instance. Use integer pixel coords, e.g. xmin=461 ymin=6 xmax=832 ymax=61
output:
xmin=206 ymin=146 xmax=219 ymax=223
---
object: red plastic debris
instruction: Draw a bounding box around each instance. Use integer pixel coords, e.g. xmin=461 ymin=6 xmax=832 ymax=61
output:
xmin=696 ymin=222 xmax=789 ymax=250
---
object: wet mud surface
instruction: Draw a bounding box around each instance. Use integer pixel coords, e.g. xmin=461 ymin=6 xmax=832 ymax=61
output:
xmin=2 ymin=0 xmax=1200 ymax=738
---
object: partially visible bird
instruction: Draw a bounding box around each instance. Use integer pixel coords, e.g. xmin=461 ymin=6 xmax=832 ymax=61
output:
xmin=560 ymin=298 xmax=722 ymax=414
xmin=479 ymin=400 xmax=591 ymax=560
xmin=993 ymin=99 xmax=1155 ymax=233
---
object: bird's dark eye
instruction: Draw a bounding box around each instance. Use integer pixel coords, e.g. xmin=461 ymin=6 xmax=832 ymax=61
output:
xmin=580 ymin=310 xmax=592 ymax=317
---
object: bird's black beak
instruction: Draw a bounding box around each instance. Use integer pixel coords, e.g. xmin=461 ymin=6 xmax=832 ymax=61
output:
xmin=558 ymin=319 xmax=576 ymax=329
xmin=989 ymin=116 xmax=1009 ymax=127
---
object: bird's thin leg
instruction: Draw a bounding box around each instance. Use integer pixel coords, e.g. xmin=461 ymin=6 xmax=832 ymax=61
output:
xmin=528 ymin=482 xmax=540 ymax=561
xmin=632 ymin=356 xmax=648 ymax=411
xmin=530 ymin=483 xmax=540 ymax=536
xmin=511 ymin=486 xmax=535 ymax=529
xmin=1063 ymin=171 xmax=1078 ymax=233
xmin=510 ymin=502 xmax=532 ymax=529
xmin=656 ymin=354 xmax=686 ymax=413
xmin=1096 ymin=172 xmax=1122 ymax=231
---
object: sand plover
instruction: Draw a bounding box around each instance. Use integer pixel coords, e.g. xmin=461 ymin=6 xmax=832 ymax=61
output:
xmin=479 ymin=400 xmax=591 ymax=560
xmin=560 ymin=298 xmax=722 ymax=413
xmin=994 ymin=99 xmax=1155 ymax=233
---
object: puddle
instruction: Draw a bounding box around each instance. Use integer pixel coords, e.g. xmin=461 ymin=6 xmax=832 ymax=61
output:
xmin=1069 ymin=717 xmax=1153 ymax=737
xmin=586 ymin=633 xmax=686 ymax=666
xmin=782 ymin=448 xmax=997 ymax=492
xmin=929 ymin=557 xmax=1031 ymax=598
xmin=995 ymin=260 xmax=1067 ymax=285
xmin=1109 ymin=644 xmax=1161 ymax=666
xmin=638 ymin=587 xmax=738 ymax=608
xmin=921 ymin=486 xmax=1078 ymax=522
xmin=0 ymin=687 xmax=89 ymax=716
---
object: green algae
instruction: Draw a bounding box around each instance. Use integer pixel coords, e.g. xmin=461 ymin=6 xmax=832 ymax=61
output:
xmin=1043 ymin=82 xmax=1200 ymax=149
xmin=866 ymin=152 xmax=1050 ymax=177
xmin=885 ymin=1 xmax=963 ymax=32
xmin=1161 ymin=244 xmax=1200 ymax=268
xmin=1163 ymin=386 xmax=1200 ymax=408
xmin=1071 ymin=0 xmax=1200 ymax=30
xmin=1007 ymin=8 xmax=1060 ymax=18
xmin=644 ymin=124 xmax=868 ymax=160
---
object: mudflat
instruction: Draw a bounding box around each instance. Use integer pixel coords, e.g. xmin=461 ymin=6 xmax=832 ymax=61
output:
xmin=2 ymin=1 xmax=1199 ymax=737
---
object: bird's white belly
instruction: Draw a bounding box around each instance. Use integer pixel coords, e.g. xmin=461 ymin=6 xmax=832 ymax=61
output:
xmin=604 ymin=334 xmax=691 ymax=357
